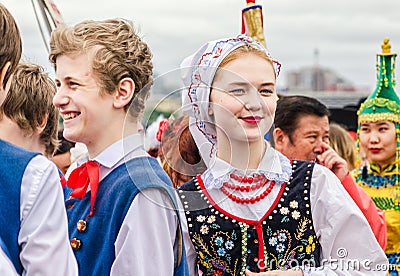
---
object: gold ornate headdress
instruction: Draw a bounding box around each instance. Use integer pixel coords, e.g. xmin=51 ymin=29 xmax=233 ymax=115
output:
xmin=241 ymin=0 xmax=266 ymax=48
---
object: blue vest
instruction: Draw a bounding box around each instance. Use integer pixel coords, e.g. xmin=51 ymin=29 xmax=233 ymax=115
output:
xmin=0 ymin=139 xmax=39 ymax=274
xmin=66 ymin=157 xmax=188 ymax=276
xmin=57 ymin=167 xmax=73 ymax=200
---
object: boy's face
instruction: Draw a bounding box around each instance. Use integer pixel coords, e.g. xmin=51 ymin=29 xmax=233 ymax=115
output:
xmin=53 ymin=53 xmax=117 ymax=152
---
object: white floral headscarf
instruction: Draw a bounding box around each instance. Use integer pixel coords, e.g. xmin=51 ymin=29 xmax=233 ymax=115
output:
xmin=180 ymin=34 xmax=280 ymax=168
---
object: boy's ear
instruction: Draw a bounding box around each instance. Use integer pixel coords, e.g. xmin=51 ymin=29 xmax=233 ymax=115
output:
xmin=36 ymin=114 xmax=48 ymax=134
xmin=113 ymin=78 xmax=135 ymax=109
xmin=0 ymin=62 xmax=11 ymax=90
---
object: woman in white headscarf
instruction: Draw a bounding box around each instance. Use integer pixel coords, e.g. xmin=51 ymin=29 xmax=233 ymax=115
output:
xmin=177 ymin=35 xmax=387 ymax=275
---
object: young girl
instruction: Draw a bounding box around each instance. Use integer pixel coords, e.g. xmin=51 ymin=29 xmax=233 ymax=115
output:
xmin=178 ymin=35 xmax=387 ymax=275
xmin=354 ymin=38 xmax=400 ymax=275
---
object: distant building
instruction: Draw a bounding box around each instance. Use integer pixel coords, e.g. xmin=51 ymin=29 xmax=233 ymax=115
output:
xmin=286 ymin=66 xmax=356 ymax=92
xmin=285 ymin=48 xmax=357 ymax=92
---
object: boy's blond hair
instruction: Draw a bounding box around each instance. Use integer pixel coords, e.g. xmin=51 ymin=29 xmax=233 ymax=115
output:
xmin=49 ymin=18 xmax=153 ymax=119
xmin=0 ymin=4 xmax=22 ymax=89
xmin=0 ymin=62 xmax=59 ymax=157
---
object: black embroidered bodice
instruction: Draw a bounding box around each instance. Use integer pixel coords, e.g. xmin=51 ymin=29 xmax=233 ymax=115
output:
xmin=178 ymin=160 xmax=321 ymax=275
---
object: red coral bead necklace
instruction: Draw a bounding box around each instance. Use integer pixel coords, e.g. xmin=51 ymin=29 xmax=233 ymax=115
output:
xmin=220 ymin=173 xmax=276 ymax=204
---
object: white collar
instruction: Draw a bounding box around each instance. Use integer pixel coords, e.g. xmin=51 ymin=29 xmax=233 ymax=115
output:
xmin=203 ymin=142 xmax=292 ymax=189
xmin=76 ymin=133 xmax=147 ymax=169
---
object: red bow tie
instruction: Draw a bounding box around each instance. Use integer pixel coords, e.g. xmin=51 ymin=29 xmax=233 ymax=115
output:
xmin=67 ymin=160 xmax=100 ymax=217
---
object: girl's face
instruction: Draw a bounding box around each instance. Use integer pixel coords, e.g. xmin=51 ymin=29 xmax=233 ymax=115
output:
xmin=210 ymin=53 xmax=276 ymax=145
xmin=359 ymin=120 xmax=397 ymax=167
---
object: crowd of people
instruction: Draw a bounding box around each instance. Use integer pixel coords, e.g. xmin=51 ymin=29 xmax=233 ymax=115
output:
xmin=0 ymin=3 xmax=399 ymax=275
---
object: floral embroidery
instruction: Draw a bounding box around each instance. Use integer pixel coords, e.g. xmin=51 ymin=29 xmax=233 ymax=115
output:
xmin=306 ymin=236 xmax=316 ymax=254
xmin=278 ymin=232 xmax=287 ymax=242
xmin=280 ymin=207 xmax=290 ymax=215
xmin=200 ymin=225 xmax=209 ymax=234
xmin=291 ymin=210 xmax=301 ymax=220
xmin=290 ymin=200 xmax=298 ymax=209
xmin=225 ymin=240 xmax=234 ymax=250
xmin=217 ymin=248 xmax=226 ymax=256
xmin=179 ymin=160 xmax=320 ymax=274
xmin=207 ymin=215 xmax=216 ymax=224
xmin=276 ymin=243 xmax=286 ymax=253
xmin=269 ymin=236 xmax=278 ymax=246
xmin=198 ymin=215 xmax=221 ymax=235
xmin=214 ymin=236 xmax=224 ymax=246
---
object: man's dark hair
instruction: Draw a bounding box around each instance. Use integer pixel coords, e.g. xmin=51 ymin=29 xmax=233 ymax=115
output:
xmin=274 ymin=95 xmax=330 ymax=144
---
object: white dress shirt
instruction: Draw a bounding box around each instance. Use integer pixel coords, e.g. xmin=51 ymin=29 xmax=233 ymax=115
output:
xmin=20 ymin=155 xmax=78 ymax=275
xmin=71 ymin=134 xmax=179 ymax=276
xmin=180 ymin=143 xmax=388 ymax=275
xmin=0 ymin=248 xmax=18 ymax=276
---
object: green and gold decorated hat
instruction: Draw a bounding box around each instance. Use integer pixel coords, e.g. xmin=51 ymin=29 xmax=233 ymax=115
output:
xmin=355 ymin=39 xmax=400 ymax=211
xmin=357 ymin=38 xmax=399 ymax=124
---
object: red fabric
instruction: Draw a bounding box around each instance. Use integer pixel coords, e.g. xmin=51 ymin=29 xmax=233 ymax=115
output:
xmin=156 ymin=119 xmax=169 ymax=142
xmin=255 ymin=223 xmax=265 ymax=272
xmin=341 ymin=173 xmax=387 ymax=250
xmin=59 ymin=173 xmax=67 ymax=188
xmin=68 ymin=161 xmax=100 ymax=217
xmin=347 ymin=130 xmax=357 ymax=140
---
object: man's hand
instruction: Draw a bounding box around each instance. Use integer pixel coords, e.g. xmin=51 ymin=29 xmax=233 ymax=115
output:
xmin=316 ymin=142 xmax=349 ymax=181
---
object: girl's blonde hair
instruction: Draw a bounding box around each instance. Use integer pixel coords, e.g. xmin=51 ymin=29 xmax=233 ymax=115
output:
xmin=329 ymin=123 xmax=357 ymax=171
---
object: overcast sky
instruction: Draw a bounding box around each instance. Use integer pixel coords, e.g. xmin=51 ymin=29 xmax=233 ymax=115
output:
xmin=2 ymin=0 xmax=400 ymax=92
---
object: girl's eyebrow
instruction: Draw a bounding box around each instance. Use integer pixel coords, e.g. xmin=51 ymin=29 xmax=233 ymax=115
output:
xmin=376 ymin=122 xmax=390 ymax=126
xmin=360 ymin=122 xmax=390 ymax=127
xmin=225 ymin=81 xmax=275 ymax=88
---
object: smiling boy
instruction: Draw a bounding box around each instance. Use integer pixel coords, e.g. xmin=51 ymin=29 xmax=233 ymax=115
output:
xmin=50 ymin=18 xmax=187 ymax=275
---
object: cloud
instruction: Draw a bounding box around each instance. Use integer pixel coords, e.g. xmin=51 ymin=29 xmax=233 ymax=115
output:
xmin=2 ymin=0 xmax=400 ymax=91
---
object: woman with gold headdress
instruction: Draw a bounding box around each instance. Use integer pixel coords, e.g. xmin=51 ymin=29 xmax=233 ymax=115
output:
xmin=354 ymin=38 xmax=400 ymax=275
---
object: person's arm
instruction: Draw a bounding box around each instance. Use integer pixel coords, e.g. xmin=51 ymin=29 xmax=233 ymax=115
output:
xmin=340 ymin=173 xmax=386 ymax=249
xmin=317 ymin=143 xmax=386 ymax=250
xmin=111 ymin=188 xmax=178 ymax=275
xmin=19 ymin=155 xmax=78 ymax=276
xmin=0 ymin=247 xmax=18 ymax=276
xmin=310 ymin=165 xmax=388 ymax=275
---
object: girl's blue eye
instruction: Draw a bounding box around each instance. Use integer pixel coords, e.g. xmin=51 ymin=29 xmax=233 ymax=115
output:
xmin=260 ymin=89 xmax=273 ymax=95
xmin=229 ymin=89 xmax=245 ymax=94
